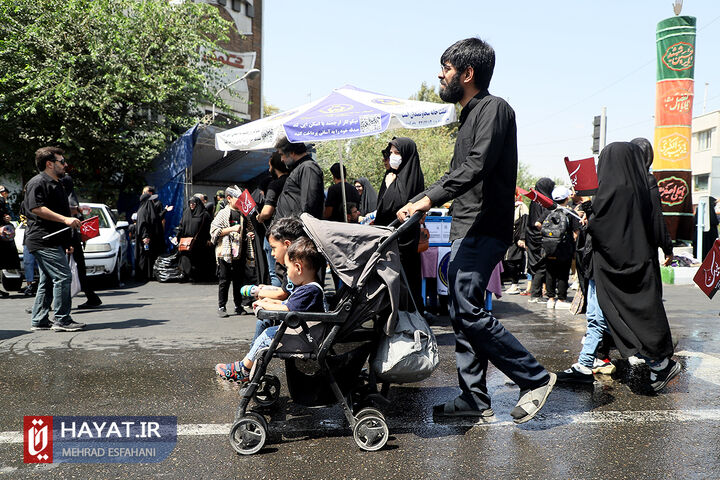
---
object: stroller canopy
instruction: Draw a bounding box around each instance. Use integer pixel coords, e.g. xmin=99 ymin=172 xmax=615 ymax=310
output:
xmin=301 ymin=214 xmax=403 ymax=333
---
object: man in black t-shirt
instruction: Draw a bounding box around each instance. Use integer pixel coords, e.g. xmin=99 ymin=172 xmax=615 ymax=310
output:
xmin=274 ymin=139 xmax=324 ymax=219
xmin=24 ymin=147 xmax=85 ymax=332
xmin=256 ymin=152 xmax=289 ymax=287
xmin=323 ymin=162 xmax=361 ymax=223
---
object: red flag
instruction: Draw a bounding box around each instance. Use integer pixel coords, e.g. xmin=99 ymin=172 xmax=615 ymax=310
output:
xmin=564 ymin=156 xmax=598 ymax=196
xmin=80 ymin=216 xmax=100 ymax=242
xmin=237 ymin=189 xmax=257 ymax=217
xmin=518 ymin=187 xmax=555 ymax=209
xmin=694 ymin=239 xmax=720 ymax=298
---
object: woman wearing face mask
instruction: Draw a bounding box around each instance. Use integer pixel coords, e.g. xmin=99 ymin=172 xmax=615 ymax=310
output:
xmin=375 ymin=137 xmax=426 ymax=310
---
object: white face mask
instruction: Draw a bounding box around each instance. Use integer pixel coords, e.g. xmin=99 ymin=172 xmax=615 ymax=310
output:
xmin=388 ymin=153 xmax=402 ymax=169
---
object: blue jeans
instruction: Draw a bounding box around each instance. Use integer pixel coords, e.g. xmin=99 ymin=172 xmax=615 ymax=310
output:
xmin=578 ymin=279 xmax=609 ymax=367
xmin=31 ymin=246 xmax=73 ymax=326
xmin=246 ymin=325 xmax=279 ymax=361
xmin=23 ymin=245 xmax=36 ymax=283
xmin=264 ymin=237 xmax=281 ymax=287
xmin=253 ymin=318 xmax=275 ymax=342
xmin=449 ymin=236 xmax=550 ymax=409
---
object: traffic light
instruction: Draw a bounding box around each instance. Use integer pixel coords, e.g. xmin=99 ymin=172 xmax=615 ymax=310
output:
xmin=592 ymin=115 xmax=601 ymax=155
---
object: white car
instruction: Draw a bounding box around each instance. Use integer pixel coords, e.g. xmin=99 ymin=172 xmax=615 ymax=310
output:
xmin=1 ymin=203 xmax=130 ymax=291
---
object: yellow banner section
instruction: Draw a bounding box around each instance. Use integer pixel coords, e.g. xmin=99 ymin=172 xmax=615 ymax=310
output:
xmin=653 ymin=125 xmax=691 ymax=171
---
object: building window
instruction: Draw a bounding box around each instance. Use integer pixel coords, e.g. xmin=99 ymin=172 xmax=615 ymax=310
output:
xmin=217 ymin=0 xmax=226 ymax=5
xmin=246 ymin=1 xmax=254 ymax=18
xmin=698 ymin=129 xmax=712 ymax=151
xmin=232 ymin=0 xmax=242 ymax=11
xmin=695 ymin=174 xmax=709 ymax=191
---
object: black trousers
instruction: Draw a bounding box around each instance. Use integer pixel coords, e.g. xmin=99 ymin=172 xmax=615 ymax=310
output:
xmin=502 ymin=258 xmax=524 ymax=284
xmin=217 ymin=259 xmax=246 ymax=309
xmin=530 ymin=259 xmax=547 ymax=298
xmin=546 ymin=258 xmax=571 ymax=301
xmin=448 ymin=236 xmax=550 ymax=410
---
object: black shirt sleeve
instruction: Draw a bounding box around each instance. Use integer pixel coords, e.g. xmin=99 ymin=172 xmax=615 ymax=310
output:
xmin=325 ymin=183 xmax=339 ymax=208
xmin=264 ymin=177 xmax=285 ymax=208
xmin=423 ymin=99 xmax=512 ymax=206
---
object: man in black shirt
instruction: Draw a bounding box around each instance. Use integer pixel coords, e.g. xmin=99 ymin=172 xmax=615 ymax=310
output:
xmin=24 ymin=147 xmax=85 ymax=332
xmin=323 ymin=162 xmax=361 ymax=223
xmin=273 ymin=138 xmax=324 ymax=219
xmin=257 ymin=152 xmax=289 ymax=287
xmin=398 ymin=38 xmax=555 ymax=424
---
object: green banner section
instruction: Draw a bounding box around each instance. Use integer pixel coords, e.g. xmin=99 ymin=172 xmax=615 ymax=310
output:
xmin=656 ymin=16 xmax=696 ymax=81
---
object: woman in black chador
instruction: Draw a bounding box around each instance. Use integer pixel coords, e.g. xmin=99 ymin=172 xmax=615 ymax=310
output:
xmin=587 ymin=141 xmax=680 ymax=391
xmin=525 ymin=177 xmax=555 ymax=302
xmin=375 ymin=137 xmax=425 ymax=309
xmin=176 ymin=195 xmax=213 ymax=281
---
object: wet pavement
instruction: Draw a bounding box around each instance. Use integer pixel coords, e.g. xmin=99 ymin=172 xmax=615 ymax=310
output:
xmin=1 ymin=278 xmax=719 ymax=479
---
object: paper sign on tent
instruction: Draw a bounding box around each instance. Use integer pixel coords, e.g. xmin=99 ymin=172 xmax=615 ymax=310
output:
xmin=564 ymin=156 xmax=598 ymax=196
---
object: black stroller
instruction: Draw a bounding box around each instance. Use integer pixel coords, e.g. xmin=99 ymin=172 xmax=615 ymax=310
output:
xmin=229 ymin=212 xmax=423 ymax=455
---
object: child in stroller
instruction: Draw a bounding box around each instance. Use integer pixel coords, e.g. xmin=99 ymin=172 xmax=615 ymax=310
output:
xmin=215 ymin=236 xmax=325 ymax=383
xmin=223 ymin=211 xmax=424 ymax=455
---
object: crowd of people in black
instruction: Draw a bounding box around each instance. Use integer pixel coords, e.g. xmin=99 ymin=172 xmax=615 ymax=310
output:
xmin=0 ymin=37 xmax=692 ymax=424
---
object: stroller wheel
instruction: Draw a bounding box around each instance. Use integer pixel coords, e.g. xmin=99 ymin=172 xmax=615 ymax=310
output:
xmin=229 ymin=412 xmax=268 ymax=455
xmin=355 ymin=407 xmax=384 ymax=421
xmin=352 ymin=413 xmax=389 ymax=452
xmin=253 ymin=375 xmax=281 ymax=407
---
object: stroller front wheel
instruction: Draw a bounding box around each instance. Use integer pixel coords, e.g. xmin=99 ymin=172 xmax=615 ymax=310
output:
xmin=229 ymin=412 xmax=268 ymax=455
xmin=352 ymin=411 xmax=389 ymax=452
xmin=254 ymin=374 xmax=281 ymax=407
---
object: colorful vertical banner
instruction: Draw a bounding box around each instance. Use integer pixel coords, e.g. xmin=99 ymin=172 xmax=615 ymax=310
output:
xmin=653 ymin=15 xmax=696 ymax=241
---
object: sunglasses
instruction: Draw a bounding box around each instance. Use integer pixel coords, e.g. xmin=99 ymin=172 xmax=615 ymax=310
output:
xmin=55 ymin=158 xmax=66 ymax=165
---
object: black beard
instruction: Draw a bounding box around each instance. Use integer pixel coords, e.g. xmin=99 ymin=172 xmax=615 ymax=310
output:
xmin=439 ymin=74 xmax=464 ymax=103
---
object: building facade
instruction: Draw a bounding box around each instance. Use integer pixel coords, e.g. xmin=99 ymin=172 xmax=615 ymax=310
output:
xmin=691 ymin=110 xmax=720 ymax=205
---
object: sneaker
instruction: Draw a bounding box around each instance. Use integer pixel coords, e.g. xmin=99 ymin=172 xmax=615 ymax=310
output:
xmin=51 ymin=321 xmax=85 ymax=332
xmin=506 ymin=284 xmax=521 ymax=295
xmin=519 ymin=291 xmax=531 ymax=296
xmin=628 ymin=355 xmax=646 ymax=367
xmin=649 ymin=359 xmax=682 ymax=392
xmin=528 ymin=296 xmax=542 ymax=304
xmin=592 ymin=357 xmax=616 ymax=375
xmin=23 ymin=285 xmax=37 ymax=296
xmin=570 ymin=281 xmax=579 ymax=291
xmin=554 ymin=300 xmax=572 ymax=310
xmin=215 ymin=362 xmax=249 ymax=383
xmin=0 ymin=290 xmax=9 ymax=298
xmin=30 ymin=323 xmax=52 ymax=331
xmin=556 ymin=363 xmax=594 ymax=384
xmin=510 ymin=372 xmax=556 ymax=424
xmin=546 ymin=298 xmax=557 ymax=309
xmin=217 ymin=307 xmax=228 ymax=318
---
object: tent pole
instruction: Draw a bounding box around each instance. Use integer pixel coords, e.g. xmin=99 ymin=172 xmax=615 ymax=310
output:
xmin=338 ymin=142 xmax=348 ymax=222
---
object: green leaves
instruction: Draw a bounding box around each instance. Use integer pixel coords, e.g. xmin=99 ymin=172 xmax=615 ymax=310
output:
xmin=0 ymin=0 xmax=231 ymax=201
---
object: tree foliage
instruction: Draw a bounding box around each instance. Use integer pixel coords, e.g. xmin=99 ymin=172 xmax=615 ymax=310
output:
xmin=0 ymin=0 xmax=232 ymax=202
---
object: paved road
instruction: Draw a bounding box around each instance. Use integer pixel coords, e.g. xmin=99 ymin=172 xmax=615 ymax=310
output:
xmin=1 ymin=278 xmax=719 ymax=479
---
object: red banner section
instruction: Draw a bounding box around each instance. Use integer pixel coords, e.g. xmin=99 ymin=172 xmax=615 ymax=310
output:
xmin=655 ymin=79 xmax=694 ymax=126
xmin=694 ymin=239 xmax=720 ymax=298
xmin=564 ymin=156 xmax=598 ymax=196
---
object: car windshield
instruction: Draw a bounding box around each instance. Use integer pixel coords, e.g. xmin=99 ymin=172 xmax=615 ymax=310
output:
xmin=82 ymin=207 xmax=110 ymax=228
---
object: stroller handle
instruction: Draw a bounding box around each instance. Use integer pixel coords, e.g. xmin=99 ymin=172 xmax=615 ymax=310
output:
xmin=376 ymin=210 xmax=423 ymax=255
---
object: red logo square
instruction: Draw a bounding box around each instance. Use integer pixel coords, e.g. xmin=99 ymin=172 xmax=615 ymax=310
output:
xmin=23 ymin=416 xmax=53 ymax=463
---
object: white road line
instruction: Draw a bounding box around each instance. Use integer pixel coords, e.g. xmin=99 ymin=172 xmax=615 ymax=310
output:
xmin=2 ymin=408 xmax=720 ymax=444
xmin=676 ymin=350 xmax=720 ymax=387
